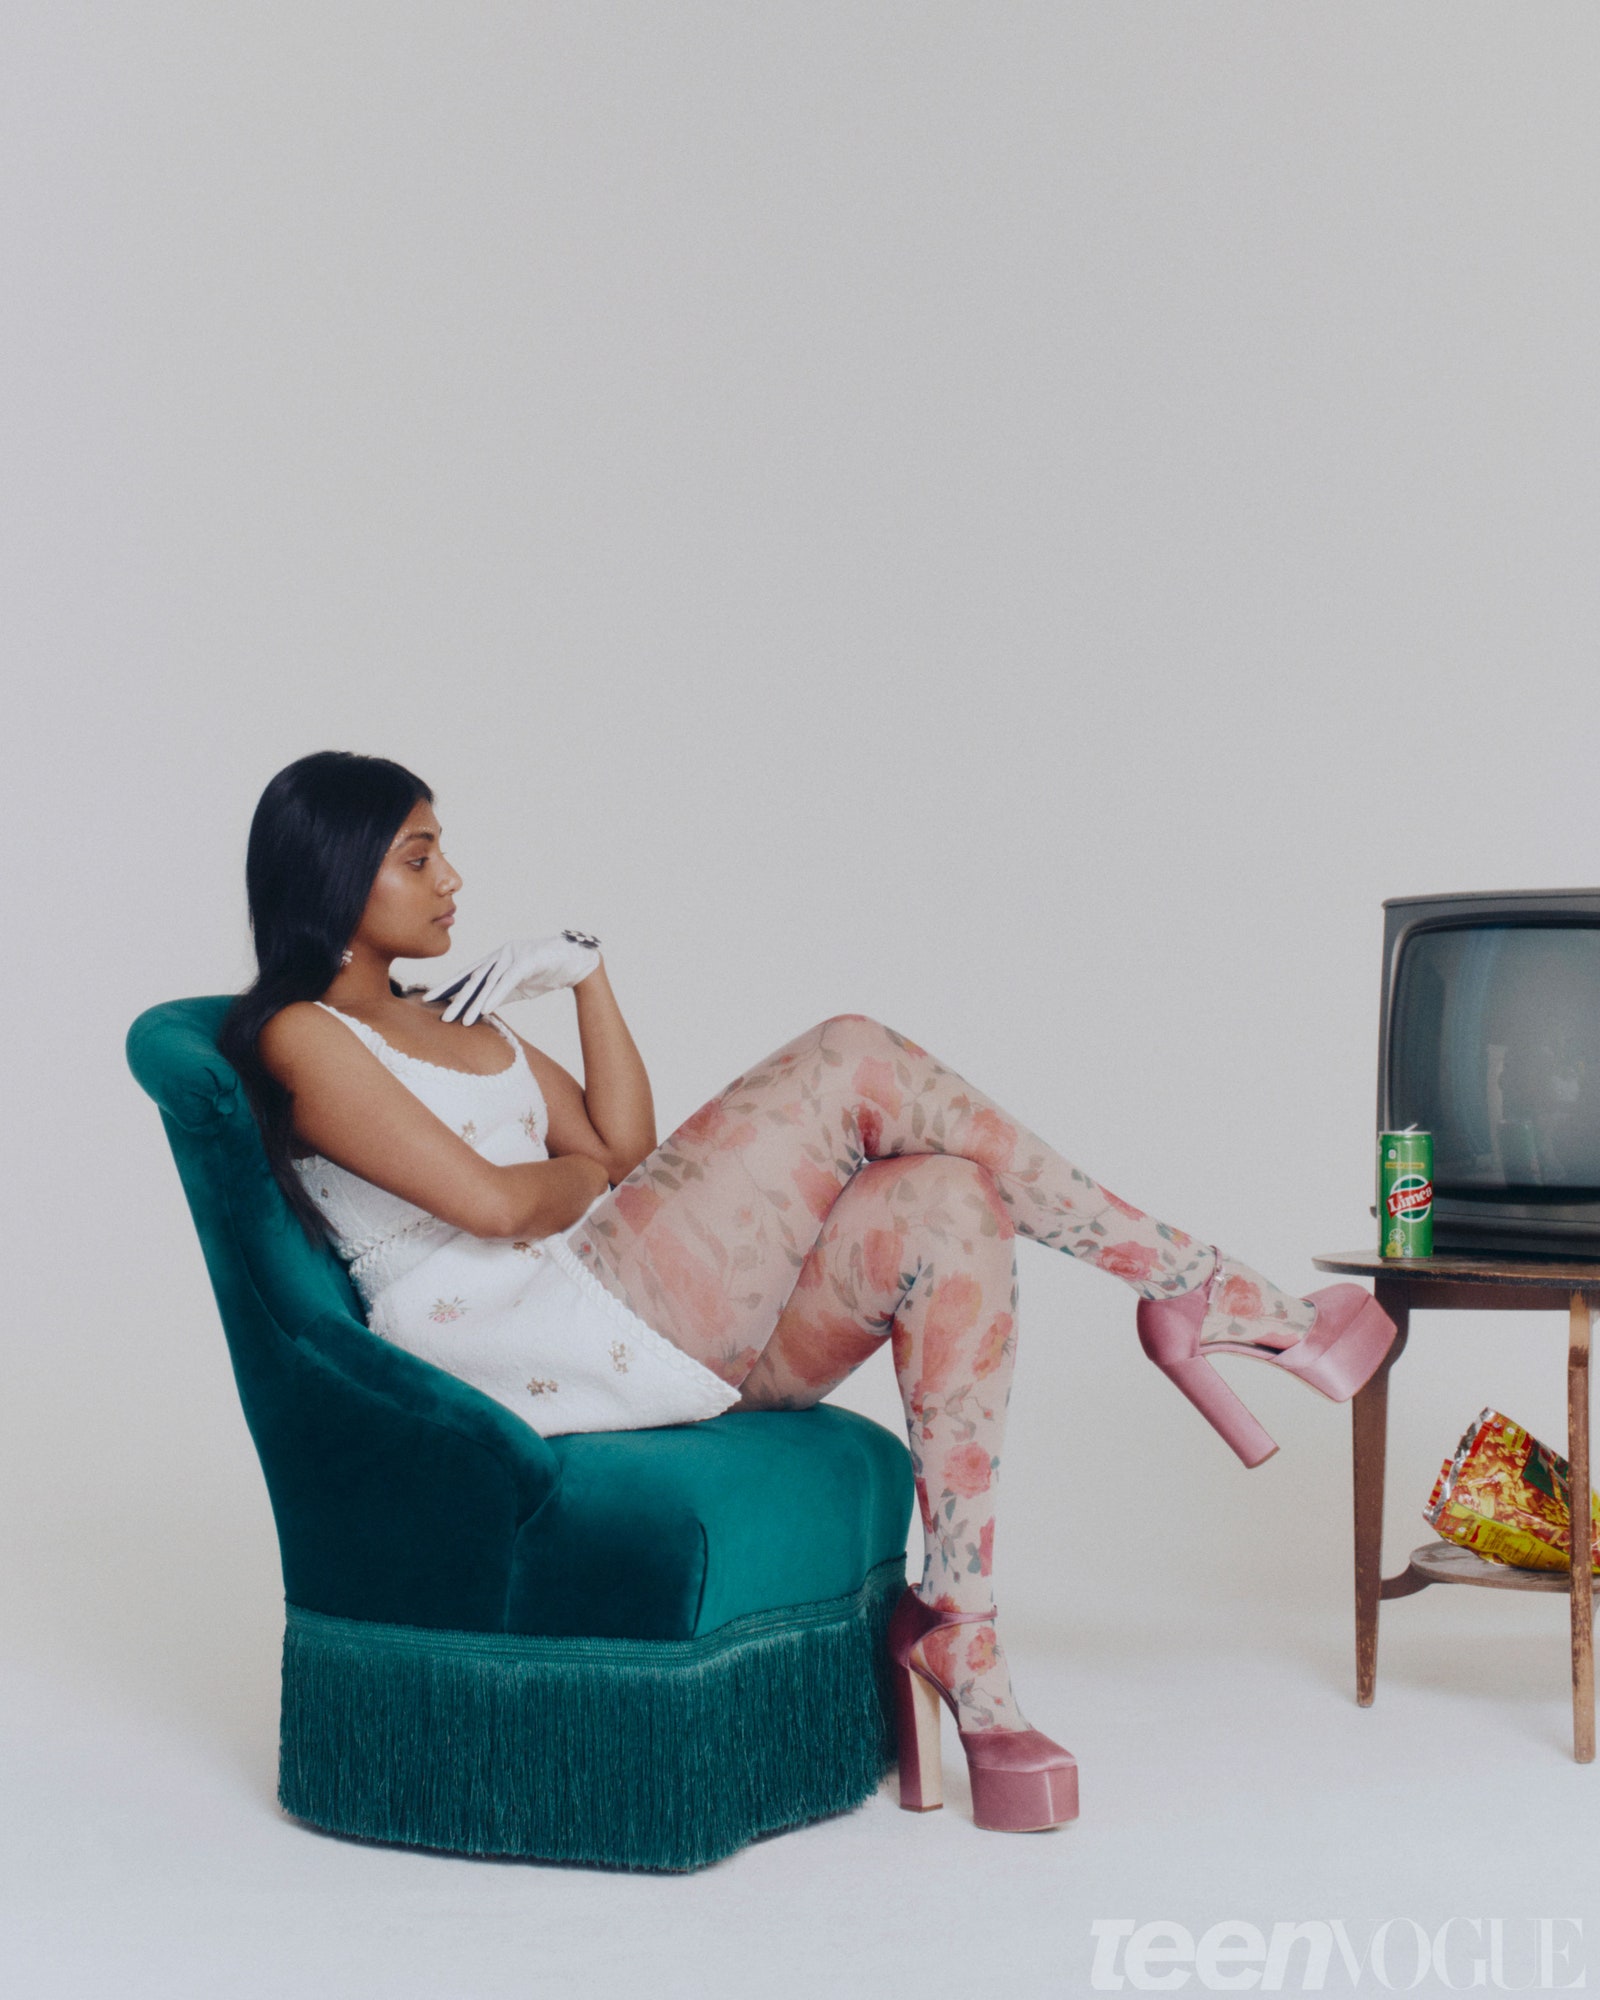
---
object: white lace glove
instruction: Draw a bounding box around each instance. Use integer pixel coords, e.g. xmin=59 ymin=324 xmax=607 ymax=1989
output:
xmin=422 ymin=929 xmax=602 ymax=1025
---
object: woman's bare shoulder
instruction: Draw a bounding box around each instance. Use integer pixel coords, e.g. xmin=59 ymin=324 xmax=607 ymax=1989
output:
xmin=259 ymin=1000 xmax=328 ymax=1047
xmin=258 ymin=1001 xmax=363 ymax=1080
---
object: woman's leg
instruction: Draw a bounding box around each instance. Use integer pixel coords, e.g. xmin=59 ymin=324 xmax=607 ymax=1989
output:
xmin=731 ymin=1153 xmax=1032 ymax=1732
xmin=570 ymin=1012 xmax=1313 ymax=1385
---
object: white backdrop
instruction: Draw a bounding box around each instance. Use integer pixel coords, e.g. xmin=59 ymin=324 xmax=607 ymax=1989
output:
xmin=6 ymin=3 xmax=1599 ymax=1989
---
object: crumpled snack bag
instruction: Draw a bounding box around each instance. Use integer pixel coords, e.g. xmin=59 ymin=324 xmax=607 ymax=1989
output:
xmin=1425 ymin=1407 xmax=1600 ymax=1574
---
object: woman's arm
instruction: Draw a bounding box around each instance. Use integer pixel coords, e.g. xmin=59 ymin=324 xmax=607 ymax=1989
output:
xmin=260 ymin=1005 xmax=608 ymax=1239
xmin=573 ymin=959 xmax=656 ymax=1175
xmin=515 ymin=959 xmax=657 ymax=1184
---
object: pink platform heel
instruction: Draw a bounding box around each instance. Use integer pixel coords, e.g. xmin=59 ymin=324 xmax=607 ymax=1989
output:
xmin=887 ymin=1588 xmax=1079 ymax=1833
xmin=1135 ymin=1263 xmax=1398 ymax=1469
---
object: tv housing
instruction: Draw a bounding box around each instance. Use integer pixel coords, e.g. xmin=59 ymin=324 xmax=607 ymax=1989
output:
xmin=1379 ymin=888 xmax=1600 ymax=1259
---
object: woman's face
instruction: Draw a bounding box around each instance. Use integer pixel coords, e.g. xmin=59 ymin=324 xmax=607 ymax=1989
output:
xmin=351 ymin=798 xmax=462 ymax=962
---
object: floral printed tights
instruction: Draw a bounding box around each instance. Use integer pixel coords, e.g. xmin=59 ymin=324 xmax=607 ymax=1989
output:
xmin=569 ymin=1014 xmax=1314 ymax=1731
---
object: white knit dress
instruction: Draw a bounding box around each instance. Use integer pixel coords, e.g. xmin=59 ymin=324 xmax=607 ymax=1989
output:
xmin=291 ymin=1002 xmax=740 ymax=1438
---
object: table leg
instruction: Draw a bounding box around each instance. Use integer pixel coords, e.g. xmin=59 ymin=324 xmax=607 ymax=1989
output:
xmin=1353 ymin=1287 xmax=1409 ymax=1708
xmin=1570 ymin=1294 xmax=1594 ymax=1764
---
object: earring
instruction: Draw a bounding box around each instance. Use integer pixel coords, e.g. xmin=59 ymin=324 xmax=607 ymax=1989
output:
xmin=340 ymin=949 xmax=353 ymax=967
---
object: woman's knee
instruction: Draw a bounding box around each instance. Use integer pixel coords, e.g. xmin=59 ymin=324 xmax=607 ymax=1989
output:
xmin=890 ymin=1152 xmax=1002 ymax=1202
xmin=818 ymin=1012 xmax=900 ymax=1063
xmin=857 ymin=1152 xmax=1010 ymax=1237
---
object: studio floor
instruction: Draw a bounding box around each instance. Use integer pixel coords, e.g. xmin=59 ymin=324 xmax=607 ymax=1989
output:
xmin=5 ymin=1582 xmax=1595 ymax=1998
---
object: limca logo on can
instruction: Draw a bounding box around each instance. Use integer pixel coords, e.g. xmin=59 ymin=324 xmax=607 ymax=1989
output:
xmin=1379 ymin=1128 xmax=1434 ymax=1259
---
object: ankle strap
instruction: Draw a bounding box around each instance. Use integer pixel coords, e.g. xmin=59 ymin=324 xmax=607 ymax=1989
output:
xmin=917 ymin=1603 xmax=997 ymax=1625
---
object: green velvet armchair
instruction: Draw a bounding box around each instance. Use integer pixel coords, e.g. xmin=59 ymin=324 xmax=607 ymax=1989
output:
xmin=127 ymin=997 xmax=913 ymax=1872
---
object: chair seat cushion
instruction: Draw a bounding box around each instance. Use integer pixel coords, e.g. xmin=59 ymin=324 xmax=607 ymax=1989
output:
xmin=506 ymin=1405 xmax=912 ymax=1640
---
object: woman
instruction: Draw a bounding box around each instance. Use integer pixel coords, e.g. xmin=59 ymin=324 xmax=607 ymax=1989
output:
xmin=224 ymin=750 xmax=1397 ymax=1836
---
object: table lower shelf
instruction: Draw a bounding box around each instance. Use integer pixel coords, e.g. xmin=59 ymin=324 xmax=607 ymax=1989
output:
xmin=1383 ymin=1542 xmax=1598 ymax=1598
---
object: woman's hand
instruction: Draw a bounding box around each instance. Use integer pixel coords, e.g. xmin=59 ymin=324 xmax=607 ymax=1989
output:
xmin=422 ymin=930 xmax=602 ymax=1025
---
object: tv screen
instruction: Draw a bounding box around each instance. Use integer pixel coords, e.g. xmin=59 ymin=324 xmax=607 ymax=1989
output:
xmin=1390 ymin=924 xmax=1600 ymax=1199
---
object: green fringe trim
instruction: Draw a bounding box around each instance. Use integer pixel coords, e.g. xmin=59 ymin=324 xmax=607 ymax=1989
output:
xmin=279 ymin=1557 xmax=905 ymax=1873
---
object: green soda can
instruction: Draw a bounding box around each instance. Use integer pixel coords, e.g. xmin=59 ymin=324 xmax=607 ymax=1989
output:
xmin=1379 ymin=1128 xmax=1434 ymax=1258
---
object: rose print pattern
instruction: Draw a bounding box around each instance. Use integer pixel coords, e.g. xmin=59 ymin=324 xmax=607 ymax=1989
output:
xmin=572 ymin=1015 xmax=1315 ymax=1373
xmin=567 ymin=1014 xmax=1322 ymax=1731
xmin=428 ymin=1296 xmax=468 ymax=1323
xmin=732 ymin=1154 xmax=1032 ymax=1728
xmin=1199 ymin=1251 xmax=1314 ymax=1346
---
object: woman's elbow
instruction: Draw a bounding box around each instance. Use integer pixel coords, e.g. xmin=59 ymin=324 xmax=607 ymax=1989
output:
xmin=457 ymin=1175 xmax=522 ymax=1241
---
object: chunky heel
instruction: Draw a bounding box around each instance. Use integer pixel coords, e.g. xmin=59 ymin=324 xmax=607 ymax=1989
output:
xmin=1137 ymin=1286 xmax=1279 ymax=1467
xmin=1150 ymin=1348 xmax=1280 ymax=1468
xmin=1136 ymin=1262 xmax=1397 ymax=1465
xmin=886 ymin=1587 xmax=1079 ymax=1831
xmin=893 ymin=1659 xmax=945 ymax=1812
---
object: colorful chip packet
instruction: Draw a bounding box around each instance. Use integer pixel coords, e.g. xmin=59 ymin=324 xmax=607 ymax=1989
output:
xmin=1425 ymin=1408 xmax=1600 ymax=1574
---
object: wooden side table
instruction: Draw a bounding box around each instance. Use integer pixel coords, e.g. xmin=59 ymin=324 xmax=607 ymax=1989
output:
xmin=1313 ymin=1252 xmax=1597 ymax=1761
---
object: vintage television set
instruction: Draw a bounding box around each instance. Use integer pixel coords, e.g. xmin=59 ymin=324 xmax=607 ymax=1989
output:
xmin=1379 ymin=888 xmax=1600 ymax=1257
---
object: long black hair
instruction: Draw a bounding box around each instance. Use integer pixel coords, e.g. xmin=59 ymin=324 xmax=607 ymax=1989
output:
xmin=220 ymin=750 xmax=433 ymax=1241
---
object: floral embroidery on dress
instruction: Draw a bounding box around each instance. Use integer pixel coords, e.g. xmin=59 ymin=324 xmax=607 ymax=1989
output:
xmin=520 ymin=1109 xmax=542 ymax=1144
xmin=526 ymin=1376 xmax=558 ymax=1397
xmin=610 ymin=1341 xmax=629 ymax=1372
xmin=512 ymin=1240 xmax=542 ymax=1257
xmin=428 ymin=1296 xmax=468 ymax=1323
xmin=459 ymin=1120 xmax=478 ymax=1144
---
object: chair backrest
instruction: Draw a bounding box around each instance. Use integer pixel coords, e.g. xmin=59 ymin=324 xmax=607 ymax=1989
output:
xmin=126 ymin=996 xmax=558 ymax=1629
xmin=126 ymin=995 xmax=365 ymax=1338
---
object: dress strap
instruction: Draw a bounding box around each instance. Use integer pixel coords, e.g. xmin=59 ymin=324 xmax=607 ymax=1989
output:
xmin=478 ymin=1008 xmax=528 ymax=1072
xmin=312 ymin=999 xmax=387 ymax=1057
xmin=313 ymin=998 xmax=526 ymax=1082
